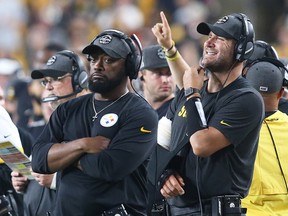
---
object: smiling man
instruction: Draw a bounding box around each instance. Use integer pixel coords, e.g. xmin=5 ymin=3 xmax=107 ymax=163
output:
xmin=150 ymin=12 xmax=265 ymax=215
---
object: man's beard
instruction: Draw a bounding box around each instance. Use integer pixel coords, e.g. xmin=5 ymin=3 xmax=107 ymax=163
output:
xmin=88 ymin=73 xmax=126 ymax=93
xmin=203 ymin=49 xmax=236 ymax=73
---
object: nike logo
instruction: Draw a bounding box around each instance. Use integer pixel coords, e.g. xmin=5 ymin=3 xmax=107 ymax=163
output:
xmin=3 ymin=135 xmax=10 ymax=138
xmin=140 ymin=126 xmax=151 ymax=133
xmin=220 ymin=120 xmax=231 ymax=127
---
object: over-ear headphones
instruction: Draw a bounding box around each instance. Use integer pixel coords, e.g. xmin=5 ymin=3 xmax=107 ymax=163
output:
xmin=247 ymin=57 xmax=288 ymax=87
xmin=253 ymin=40 xmax=279 ymax=59
xmin=234 ymin=13 xmax=255 ymax=62
xmin=92 ymin=29 xmax=142 ymax=80
xmin=244 ymin=40 xmax=279 ymax=69
xmin=57 ymin=50 xmax=88 ymax=92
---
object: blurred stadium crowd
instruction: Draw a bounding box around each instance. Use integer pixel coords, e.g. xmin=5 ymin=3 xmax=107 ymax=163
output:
xmin=1 ymin=0 xmax=288 ymax=127
xmin=0 ymin=0 xmax=287 ymax=72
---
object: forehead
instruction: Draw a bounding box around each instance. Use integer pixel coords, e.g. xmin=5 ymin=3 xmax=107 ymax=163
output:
xmin=43 ymin=73 xmax=70 ymax=79
xmin=206 ymin=33 xmax=237 ymax=49
xmin=88 ymin=49 xmax=106 ymax=56
xmin=88 ymin=50 xmax=121 ymax=61
xmin=208 ymin=32 xmax=225 ymax=39
xmin=144 ymin=67 xmax=171 ymax=74
xmin=208 ymin=32 xmax=236 ymax=43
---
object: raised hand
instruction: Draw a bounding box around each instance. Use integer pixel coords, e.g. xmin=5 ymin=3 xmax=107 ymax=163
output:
xmin=183 ymin=66 xmax=206 ymax=90
xmin=152 ymin=11 xmax=174 ymax=50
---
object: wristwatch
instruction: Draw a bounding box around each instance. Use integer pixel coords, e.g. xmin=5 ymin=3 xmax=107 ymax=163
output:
xmin=184 ymin=87 xmax=200 ymax=97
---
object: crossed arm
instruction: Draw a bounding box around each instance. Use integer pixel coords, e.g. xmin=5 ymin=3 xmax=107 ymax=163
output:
xmin=46 ymin=136 xmax=110 ymax=173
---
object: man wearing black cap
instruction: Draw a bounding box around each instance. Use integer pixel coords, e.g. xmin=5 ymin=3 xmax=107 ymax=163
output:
xmin=140 ymin=45 xmax=175 ymax=118
xmin=30 ymin=50 xmax=89 ymax=109
xmin=242 ymin=40 xmax=288 ymax=114
xmin=150 ymin=12 xmax=264 ymax=215
xmin=242 ymin=59 xmax=288 ymax=215
xmin=11 ymin=50 xmax=89 ymax=216
xmin=31 ymin=29 xmax=158 ymax=216
xmin=139 ymin=45 xmax=176 ymax=215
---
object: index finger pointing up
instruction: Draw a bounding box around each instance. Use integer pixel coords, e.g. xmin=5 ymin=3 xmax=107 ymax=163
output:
xmin=160 ymin=11 xmax=170 ymax=30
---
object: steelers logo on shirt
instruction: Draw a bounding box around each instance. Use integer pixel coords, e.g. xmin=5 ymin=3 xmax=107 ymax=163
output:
xmin=100 ymin=113 xmax=118 ymax=127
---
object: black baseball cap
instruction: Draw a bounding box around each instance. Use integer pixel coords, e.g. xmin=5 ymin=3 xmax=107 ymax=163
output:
xmin=82 ymin=32 xmax=130 ymax=59
xmin=140 ymin=45 xmax=168 ymax=71
xmin=197 ymin=13 xmax=244 ymax=41
xmin=246 ymin=61 xmax=284 ymax=93
xmin=31 ymin=53 xmax=74 ymax=79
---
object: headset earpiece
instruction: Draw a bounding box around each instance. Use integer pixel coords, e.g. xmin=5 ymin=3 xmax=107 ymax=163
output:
xmin=254 ymin=40 xmax=279 ymax=60
xmin=93 ymin=29 xmax=142 ymax=80
xmin=277 ymin=59 xmax=288 ymax=87
xmin=235 ymin=13 xmax=255 ymax=62
xmin=57 ymin=50 xmax=88 ymax=91
xmin=283 ymin=71 xmax=288 ymax=87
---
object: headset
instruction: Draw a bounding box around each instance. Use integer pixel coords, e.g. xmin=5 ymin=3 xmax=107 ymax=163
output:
xmin=90 ymin=29 xmax=143 ymax=80
xmin=247 ymin=57 xmax=288 ymax=87
xmin=41 ymin=50 xmax=88 ymax=103
xmin=244 ymin=40 xmax=279 ymax=68
xmin=57 ymin=50 xmax=89 ymax=91
xmin=253 ymin=40 xmax=279 ymax=59
xmin=234 ymin=13 xmax=255 ymax=62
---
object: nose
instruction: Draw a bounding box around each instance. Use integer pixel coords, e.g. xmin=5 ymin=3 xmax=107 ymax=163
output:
xmin=161 ymin=74 xmax=173 ymax=84
xmin=45 ymin=81 xmax=54 ymax=90
xmin=91 ymin=58 xmax=104 ymax=69
xmin=205 ymin=36 xmax=216 ymax=47
xmin=161 ymin=75 xmax=169 ymax=82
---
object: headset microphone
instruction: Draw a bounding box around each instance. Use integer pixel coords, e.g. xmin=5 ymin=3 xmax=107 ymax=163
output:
xmin=41 ymin=91 xmax=80 ymax=103
xmin=42 ymin=73 xmax=88 ymax=103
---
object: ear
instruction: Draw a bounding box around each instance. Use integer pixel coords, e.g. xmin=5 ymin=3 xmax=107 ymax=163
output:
xmin=278 ymin=87 xmax=285 ymax=99
xmin=139 ymin=71 xmax=145 ymax=81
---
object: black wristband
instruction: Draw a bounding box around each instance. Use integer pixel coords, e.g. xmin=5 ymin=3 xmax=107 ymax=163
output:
xmin=184 ymin=87 xmax=200 ymax=98
xmin=157 ymin=169 xmax=175 ymax=190
xmin=166 ymin=49 xmax=178 ymax=58
xmin=185 ymin=97 xmax=207 ymax=137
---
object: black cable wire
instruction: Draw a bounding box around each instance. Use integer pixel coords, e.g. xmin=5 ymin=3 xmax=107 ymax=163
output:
xmin=196 ymin=157 xmax=203 ymax=215
xmin=129 ymin=78 xmax=167 ymax=215
xmin=195 ymin=60 xmax=238 ymax=216
xmin=264 ymin=119 xmax=288 ymax=192
xmin=129 ymin=79 xmax=147 ymax=102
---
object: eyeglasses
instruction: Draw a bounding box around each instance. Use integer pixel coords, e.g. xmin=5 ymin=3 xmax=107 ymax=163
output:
xmin=40 ymin=74 xmax=72 ymax=87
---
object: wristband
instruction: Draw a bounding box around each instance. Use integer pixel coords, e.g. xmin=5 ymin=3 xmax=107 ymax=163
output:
xmin=185 ymin=97 xmax=207 ymax=137
xmin=157 ymin=169 xmax=175 ymax=189
xmin=166 ymin=50 xmax=180 ymax=61
xmin=162 ymin=40 xmax=175 ymax=53
xmin=184 ymin=87 xmax=200 ymax=98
